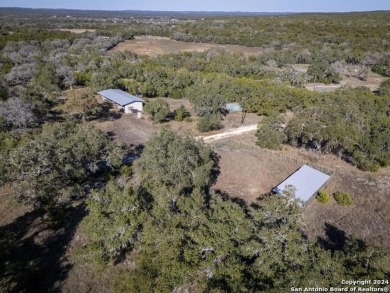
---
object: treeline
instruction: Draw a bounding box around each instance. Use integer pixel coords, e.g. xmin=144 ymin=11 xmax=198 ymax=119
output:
xmin=2 ymin=11 xmax=390 ymax=68
xmin=256 ymin=87 xmax=390 ymax=171
xmin=173 ymin=13 xmax=390 ymax=51
xmin=1 ymin=30 xmax=389 ymax=170
xmin=0 ymin=29 xmax=78 ymax=50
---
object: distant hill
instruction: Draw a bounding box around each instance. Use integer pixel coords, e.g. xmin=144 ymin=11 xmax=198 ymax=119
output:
xmin=0 ymin=7 xmax=295 ymax=19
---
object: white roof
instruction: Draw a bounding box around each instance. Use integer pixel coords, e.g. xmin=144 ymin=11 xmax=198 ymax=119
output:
xmin=273 ymin=165 xmax=330 ymax=202
xmin=98 ymin=89 xmax=144 ymax=106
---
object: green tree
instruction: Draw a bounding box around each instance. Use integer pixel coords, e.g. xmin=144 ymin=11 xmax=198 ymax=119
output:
xmin=32 ymin=61 xmax=60 ymax=93
xmin=144 ymin=98 xmax=170 ymax=123
xmin=134 ymin=128 xmax=213 ymax=196
xmin=372 ymin=56 xmax=390 ymax=77
xmin=378 ymin=79 xmax=390 ymax=96
xmin=7 ymin=122 xmax=122 ymax=214
xmin=256 ymin=116 xmax=287 ymax=150
xmin=307 ymin=58 xmax=342 ymax=84
xmin=197 ymin=114 xmax=222 ymax=132
xmin=83 ymin=180 xmax=146 ymax=262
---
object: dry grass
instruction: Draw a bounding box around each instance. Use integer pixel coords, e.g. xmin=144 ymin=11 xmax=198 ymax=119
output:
xmin=0 ymin=184 xmax=31 ymax=226
xmin=212 ymin=140 xmax=301 ymax=202
xmin=94 ymin=115 xmax=159 ymax=146
xmin=110 ymin=36 xmax=264 ymax=57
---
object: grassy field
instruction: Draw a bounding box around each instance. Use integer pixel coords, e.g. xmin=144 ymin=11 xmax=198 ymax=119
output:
xmin=110 ymin=35 xmax=264 ymax=56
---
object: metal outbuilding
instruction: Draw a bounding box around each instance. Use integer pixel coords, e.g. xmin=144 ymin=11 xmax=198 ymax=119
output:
xmin=225 ymin=102 xmax=243 ymax=113
xmin=98 ymin=89 xmax=144 ymax=113
xmin=273 ymin=165 xmax=330 ymax=202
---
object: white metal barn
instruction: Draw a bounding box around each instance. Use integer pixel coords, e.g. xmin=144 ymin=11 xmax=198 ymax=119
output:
xmin=98 ymin=89 xmax=144 ymax=113
xmin=273 ymin=165 xmax=330 ymax=202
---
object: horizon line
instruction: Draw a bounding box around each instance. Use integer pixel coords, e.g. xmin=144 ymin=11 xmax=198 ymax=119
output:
xmin=1 ymin=7 xmax=389 ymax=14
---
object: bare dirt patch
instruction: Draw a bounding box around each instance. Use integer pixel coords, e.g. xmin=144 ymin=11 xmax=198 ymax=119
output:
xmin=200 ymin=124 xmax=257 ymax=142
xmin=110 ymin=35 xmax=264 ymax=57
xmin=94 ymin=115 xmax=158 ymax=146
xmin=212 ymin=137 xmax=301 ymax=202
xmin=59 ymin=29 xmax=96 ymax=34
xmin=210 ymin=134 xmax=390 ymax=249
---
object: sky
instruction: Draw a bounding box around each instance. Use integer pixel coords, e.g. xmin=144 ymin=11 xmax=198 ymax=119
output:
xmin=0 ymin=0 xmax=389 ymax=12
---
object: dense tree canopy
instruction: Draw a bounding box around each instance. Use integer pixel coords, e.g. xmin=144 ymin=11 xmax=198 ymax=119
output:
xmin=83 ymin=130 xmax=390 ymax=292
xmin=256 ymin=88 xmax=390 ymax=171
xmin=7 ymin=122 xmax=122 ymax=212
xmin=0 ymin=97 xmax=35 ymax=130
xmin=135 ymin=128 xmax=214 ymax=196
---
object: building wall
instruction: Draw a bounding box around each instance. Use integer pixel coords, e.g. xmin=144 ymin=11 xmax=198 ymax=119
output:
xmin=125 ymin=102 xmax=143 ymax=113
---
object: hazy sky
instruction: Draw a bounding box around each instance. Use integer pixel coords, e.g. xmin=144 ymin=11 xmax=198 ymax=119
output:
xmin=0 ymin=0 xmax=389 ymax=12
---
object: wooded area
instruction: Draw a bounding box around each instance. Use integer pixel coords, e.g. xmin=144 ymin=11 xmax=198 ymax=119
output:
xmin=0 ymin=8 xmax=389 ymax=292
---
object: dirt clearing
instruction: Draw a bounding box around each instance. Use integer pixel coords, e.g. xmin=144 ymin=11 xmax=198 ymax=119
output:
xmin=110 ymin=35 xmax=264 ymax=56
xmin=59 ymin=29 xmax=96 ymax=34
xmin=199 ymin=124 xmax=257 ymax=142
xmin=95 ymin=115 xmax=158 ymax=146
xmin=210 ymin=134 xmax=390 ymax=249
xmin=291 ymin=64 xmax=385 ymax=92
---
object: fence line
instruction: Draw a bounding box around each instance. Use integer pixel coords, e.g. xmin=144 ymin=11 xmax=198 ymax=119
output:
xmin=211 ymin=138 xmax=338 ymax=177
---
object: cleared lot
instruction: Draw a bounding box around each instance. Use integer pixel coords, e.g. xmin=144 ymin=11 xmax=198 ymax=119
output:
xmin=110 ymin=35 xmax=264 ymax=56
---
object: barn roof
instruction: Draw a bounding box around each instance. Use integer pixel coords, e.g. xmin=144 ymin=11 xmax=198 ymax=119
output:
xmin=273 ymin=165 xmax=330 ymax=202
xmin=98 ymin=89 xmax=144 ymax=106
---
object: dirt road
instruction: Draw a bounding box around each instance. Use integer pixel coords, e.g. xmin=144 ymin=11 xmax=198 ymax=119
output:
xmin=197 ymin=124 xmax=257 ymax=142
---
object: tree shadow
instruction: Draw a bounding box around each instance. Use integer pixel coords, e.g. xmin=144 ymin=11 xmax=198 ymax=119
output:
xmin=46 ymin=109 xmax=66 ymax=123
xmin=214 ymin=189 xmax=248 ymax=210
xmin=0 ymin=203 xmax=86 ymax=292
xmin=209 ymin=150 xmax=221 ymax=187
xmin=317 ymin=222 xmax=347 ymax=252
xmin=122 ymin=144 xmax=145 ymax=165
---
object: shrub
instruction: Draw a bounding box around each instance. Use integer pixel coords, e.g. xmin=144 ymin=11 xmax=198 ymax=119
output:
xmin=197 ymin=114 xmax=222 ymax=132
xmin=378 ymin=79 xmax=390 ymax=96
xmin=334 ymin=192 xmax=353 ymax=206
xmin=174 ymin=105 xmax=190 ymax=122
xmin=316 ymin=190 xmax=330 ymax=204
xmin=256 ymin=116 xmax=287 ymax=150
xmin=120 ymin=165 xmax=133 ymax=177
xmin=307 ymin=59 xmax=342 ymax=84
xmin=372 ymin=56 xmax=390 ymax=77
